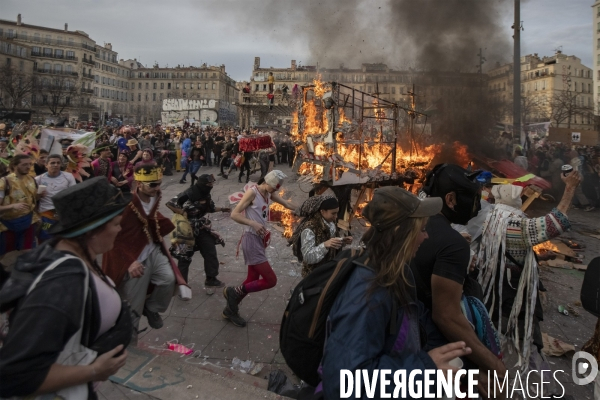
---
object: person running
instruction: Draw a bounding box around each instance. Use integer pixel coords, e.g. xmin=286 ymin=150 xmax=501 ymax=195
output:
xmin=222 ymin=171 xmax=298 ymax=327
xmin=321 ymin=187 xmax=471 ymax=398
xmin=103 ymin=164 xmax=188 ymax=340
xmin=166 ymin=174 xmax=230 ymax=287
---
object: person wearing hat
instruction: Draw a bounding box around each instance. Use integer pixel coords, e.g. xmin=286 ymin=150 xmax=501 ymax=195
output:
xmin=35 ymin=154 xmax=77 ymax=242
xmin=0 ymin=154 xmax=40 ymax=256
xmin=222 ymin=170 xmax=298 ymax=327
xmin=166 ymin=174 xmax=230 ymax=289
xmin=288 ymin=194 xmax=352 ymax=277
xmin=410 ymin=163 xmax=506 ymax=393
xmin=125 ymin=139 xmax=142 ymax=165
xmin=91 ymin=142 xmax=114 ymax=180
xmin=102 ymin=163 xmax=188 ymax=337
xmin=320 ymin=186 xmax=472 ymax=398
xmin=0 ymin=177 xmax=132 ymax=398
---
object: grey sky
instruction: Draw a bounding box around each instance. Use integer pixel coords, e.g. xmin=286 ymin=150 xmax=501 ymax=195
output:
xmin=1 ymin=0 xmax=593 ymax=80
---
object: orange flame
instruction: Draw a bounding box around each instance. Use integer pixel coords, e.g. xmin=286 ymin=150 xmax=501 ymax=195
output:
xmin=269 ymin=202 xmax=295 ymax=238
xmin=533 ymin=241 xmax=560 ymax=254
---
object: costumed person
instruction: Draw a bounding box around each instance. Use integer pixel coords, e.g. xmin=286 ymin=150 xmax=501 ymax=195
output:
xmin=35 ymin=154 xmax=77 ymax=242
xmin=180 ymin=141 xmax=204 ymax=185
xmin=125 ymin=139 xmax=142 ymax=165
xmin=91 ymin=142 xmax=113 ymax=180
xmin=410 ymin=163 xmax=505 ymax=395
xmin=222 ymin=171 xmax=298 ymax=327
xmin=0 ymin=177 xmax=132 ymax=399
xmin=180 ymin=133 xmax=192 ymax=175
xmin=321 ymin=187 xmax=471 ymax=399
xmin=0 ymin=155 xmax=39 ymax=256
xmin=256 ymin=136 xmax=277 ymax=185
xmin=288 ymin=195 xmax=352 ymax=277
xmin=166 ymin=174 xmax=230 ymax=289
xmin=476 ymin=171 xmax=581 ymax=374
xmin=102 ymin=164 xmax=189 ymax=341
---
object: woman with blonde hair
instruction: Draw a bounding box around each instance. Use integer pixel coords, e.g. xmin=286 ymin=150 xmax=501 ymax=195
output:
xmin=321 ymin=187 xmax=472 ymax=399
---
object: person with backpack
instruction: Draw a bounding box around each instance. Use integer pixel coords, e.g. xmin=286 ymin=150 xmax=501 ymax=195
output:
xmin=320 ymin=187 xmax=472 ymax=398
xmin=0 ymin=177 xmax=132 ymax=399
xmin=222 ymin=170 xmax=298 ymax=327
xmin=288 ymin=195 xmax=351 ymax=277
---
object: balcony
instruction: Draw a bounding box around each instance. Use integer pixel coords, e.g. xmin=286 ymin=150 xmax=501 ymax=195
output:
xmin=82 ymin=58 xmax=95 ymax=66
xmin=81 ymin=73 xmax=94 ymax=80
xmin=81 ymin=43 xmax=97 ymax=52
xmin=31 ymin=52 xmax=78 ymax=62
xmin=81 ymin=88 xmax=94 ymax=94
xmin=33 ymin=67 xmax=79 ymax=77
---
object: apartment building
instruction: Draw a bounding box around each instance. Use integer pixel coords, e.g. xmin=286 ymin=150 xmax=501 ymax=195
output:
xmin=0 ymin=14 xmax=238 ymax=126
xmin=594 ymin=1 xmax=600 ymax=119
xmin=488 ymin=51 xmax=594 ymax=130
xmin=0 ymin=14 xmax=98 ymax=122
xmin=125 ymin=62 xmax=238 ymax=125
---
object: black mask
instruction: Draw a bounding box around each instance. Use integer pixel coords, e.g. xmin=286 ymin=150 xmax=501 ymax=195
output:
xmin=442 ymin=190 xmax=480 ymax=225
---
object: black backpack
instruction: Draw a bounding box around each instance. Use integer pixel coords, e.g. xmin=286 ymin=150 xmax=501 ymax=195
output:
xmin=280 ymin=249 xmax=399 ymax=387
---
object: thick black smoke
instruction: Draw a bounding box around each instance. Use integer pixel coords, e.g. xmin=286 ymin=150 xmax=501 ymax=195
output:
xmin=240 ymin=0 xmax=511 ymax=71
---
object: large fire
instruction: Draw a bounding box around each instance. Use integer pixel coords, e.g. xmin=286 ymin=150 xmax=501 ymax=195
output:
xmin=269 ymin=202 xmax=295 ymax=238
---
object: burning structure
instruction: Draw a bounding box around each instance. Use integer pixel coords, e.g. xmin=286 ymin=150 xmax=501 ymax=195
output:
xmin=266 ymin=78 xmax=449 ymax=234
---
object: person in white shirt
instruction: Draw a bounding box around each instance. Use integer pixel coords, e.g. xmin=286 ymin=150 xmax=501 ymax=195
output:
xmin=35 ymin=154 xmax=77 ymax=242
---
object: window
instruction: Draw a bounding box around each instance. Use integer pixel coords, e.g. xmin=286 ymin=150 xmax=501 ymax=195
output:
xmin=176 ymin=83 xmax=180 ymax=89
xmin=145 ymin=94 xmax=149 ymax=101
xmin=20 ymin=31 xmax=27 ymax=40
xmin=392 ymin=87 xmax=396 ymax=94
xmin=153 ymin=82 xmax=157 ymax=89
xmin=68 ymin=38 xmax=74 ymax=46
xmin=55 ymin=49 xmax=63 ymax=58
xmin=198 ymin=83 xmax=201 ymax=89
xmin=43 ymin=62 xmax=51 ymax=72
xmin=212 ymin=83 xmax=216 ymax=90
xmin=160 ymin=82 xmax=164 ymax=89
xmin=45 ymin=35 xmax=51 ymax=44
xmin=138 ymin=82 xmax=141 ymax=89
xmin=34 ymin=33 xmax=41 ymax=43
xmin=54 ymin=64 xmax=62 ymax=72
xmin=255 ymin=84 xmax=259 ymax=91
xmin=138 ymin=93 xmax=141 ymax=101
xmin=32 ymin=46 xmax=40 ymax=55
xmin=160 ymin=93 xmax=163 ymax=100
xmin=66 ymin=50 xmax=75 ymax=59
xmin=43 ymin=48 xmax=52 ymax=56
xmin=57 ymin=36 xmax=63 ymax=45
xmin=153 ymin=93 xmax=156 ymax=101
xmin=168 ymin=83 xmax=171 ymax=89
xmin=145 ymin=82 xmax=149 ymax=89
xmin=183 ymin=83 xmax=187 ymax=89
xmin=206 ymin=83 xmax=209 ymax=90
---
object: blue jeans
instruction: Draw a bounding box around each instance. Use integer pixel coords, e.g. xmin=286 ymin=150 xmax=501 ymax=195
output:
xmin=182 ymin=160 xmax=201 ymax=181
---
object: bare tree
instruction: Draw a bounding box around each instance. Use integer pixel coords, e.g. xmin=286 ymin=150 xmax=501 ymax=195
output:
xmin=33 ymin=75 xmax=82 ymax=116
xmin=0 ymin=64 xmax=35 ymax=114
xmin=549 ymin=90 xmax=593 ymax=128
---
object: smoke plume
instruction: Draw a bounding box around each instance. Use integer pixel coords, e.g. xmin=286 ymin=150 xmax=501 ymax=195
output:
xmin=243 ymin=0 xmax=511 ymax=71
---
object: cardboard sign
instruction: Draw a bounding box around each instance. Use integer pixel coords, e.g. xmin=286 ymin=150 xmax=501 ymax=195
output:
xmin=572 ymin=132 xmax=581 ymax=143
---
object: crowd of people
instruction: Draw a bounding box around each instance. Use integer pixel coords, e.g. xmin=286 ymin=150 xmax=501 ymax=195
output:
xmin=0 ymin=119 xmax=596 ymax=399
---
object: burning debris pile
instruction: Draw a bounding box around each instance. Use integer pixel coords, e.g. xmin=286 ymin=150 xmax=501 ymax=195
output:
xmin=290 ymin=78 xmax=442 ymax=189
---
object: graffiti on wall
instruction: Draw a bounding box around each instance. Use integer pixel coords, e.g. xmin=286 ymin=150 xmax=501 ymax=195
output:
xmin=162 ymin=99 xmax=216 ymax=111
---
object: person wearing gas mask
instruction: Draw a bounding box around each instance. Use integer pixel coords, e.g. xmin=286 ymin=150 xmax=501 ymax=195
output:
xmin=166 ymin=174 xmax=230 ymax=289
xmin=410 ymin=163 xmax=506 ymax=396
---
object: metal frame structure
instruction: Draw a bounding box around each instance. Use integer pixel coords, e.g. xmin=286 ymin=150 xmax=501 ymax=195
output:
xmin=292 ymin=81 xmax=425 ymax=185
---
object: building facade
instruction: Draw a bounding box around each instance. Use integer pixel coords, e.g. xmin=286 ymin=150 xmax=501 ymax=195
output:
xmin=0 ymin=14 xmax=238 ymax=126
xmin=594 ymin=1 xmax=600 ymax=120
xmin=125 ymin=62 xmax=238 ymax=126
xmin=488 ymin=51 xmax=594 ymax=131
xmin=240 ymin=56 xmax=484 ymax=128
xmin=0 ymin=15 xmax=98 ymax=122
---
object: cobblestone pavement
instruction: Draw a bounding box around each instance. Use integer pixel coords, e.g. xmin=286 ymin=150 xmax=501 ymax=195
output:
xmin=99 ymin=164 xmax=600 ymax=399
